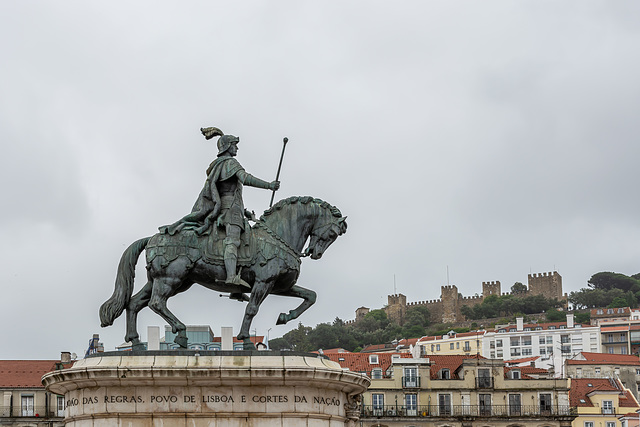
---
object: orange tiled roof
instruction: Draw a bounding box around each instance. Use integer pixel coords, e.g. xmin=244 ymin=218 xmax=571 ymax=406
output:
xmin=621 ymin=389 xmax=640 ymax=408
xmin=570 ymin=378 xmax=625 ymax=407
xmin=493 ymin=322 xmax=590 ymax=331
xmin=428 ymin=354 xmax=484 ymax=379
xmin=505 ymin=356 xmax=540 ymax=365
xmin=326 ymin=352 xmax=411 ymax=376
xmin=504 ymin=366 xmax=550 ymax=379
xmin=0 ymin=360 xmax=73 ymax=388
xmin=567 ymin=352 xmax=640 ymax=366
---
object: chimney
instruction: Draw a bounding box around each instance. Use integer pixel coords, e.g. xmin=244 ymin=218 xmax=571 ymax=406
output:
xmin=61 ymin=352 xmax=71 ymax=364
xmin=221 ymin=326 xmax=233 ymax=351
xmin=148 ymin=326 xmax=160 ymax=350
xmin=567 ymin=313 xmax=574 ymax=328
xmin=516 ymin=317 xmax=524 ymax=332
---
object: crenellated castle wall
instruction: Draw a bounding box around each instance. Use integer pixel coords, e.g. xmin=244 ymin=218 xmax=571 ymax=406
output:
xmin=348 ymin=271 xmax=564 ymax=326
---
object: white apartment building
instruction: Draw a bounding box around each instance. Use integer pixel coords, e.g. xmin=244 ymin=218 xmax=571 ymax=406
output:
xmin=482 ymin=314 xmax=601 ymax=377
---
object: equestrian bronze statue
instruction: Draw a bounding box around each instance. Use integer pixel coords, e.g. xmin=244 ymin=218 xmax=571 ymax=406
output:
xmin=99 ymin=128 xmax=347 ymax=350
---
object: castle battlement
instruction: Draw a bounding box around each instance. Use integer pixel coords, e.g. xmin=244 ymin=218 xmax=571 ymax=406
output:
xmin=346 ymin=271 xmax=565 ymax=326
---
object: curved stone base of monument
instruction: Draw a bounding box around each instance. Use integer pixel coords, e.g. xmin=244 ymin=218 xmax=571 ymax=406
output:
xmin=42 ymin=351 xmax=369 ymax=427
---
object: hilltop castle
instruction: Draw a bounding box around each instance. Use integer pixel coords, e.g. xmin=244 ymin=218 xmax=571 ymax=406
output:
xmin=347 ymin=271 xmax=567 ymax=326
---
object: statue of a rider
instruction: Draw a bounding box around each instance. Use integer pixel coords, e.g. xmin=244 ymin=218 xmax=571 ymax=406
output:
xmin=161 ymin=127 xmax=279 ymax=290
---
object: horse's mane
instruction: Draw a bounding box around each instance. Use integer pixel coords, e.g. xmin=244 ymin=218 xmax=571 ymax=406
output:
xmin=259 ymin=196 xmax=343 ymax=221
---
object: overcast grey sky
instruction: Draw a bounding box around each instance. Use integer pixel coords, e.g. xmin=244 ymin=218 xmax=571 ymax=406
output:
xmin=1 ymin=1 xmax=639 ymax=359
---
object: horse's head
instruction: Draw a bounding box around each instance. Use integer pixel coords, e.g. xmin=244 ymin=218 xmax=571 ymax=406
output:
xmin=304 ymin=215 xmax=347 ymax=259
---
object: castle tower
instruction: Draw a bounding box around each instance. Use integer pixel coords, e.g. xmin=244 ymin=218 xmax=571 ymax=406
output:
xmin=355 ymin=307 xmax=370 ymax=322
xmin=385 ymin=294 xmax=407 ymax=325
xmin=528 ymin=271 xmax=562 ymax=300
xmin=441 ymin=285 xmax=460 ymax=323
xmin=482 ymin=281 xmax=501 ymax=298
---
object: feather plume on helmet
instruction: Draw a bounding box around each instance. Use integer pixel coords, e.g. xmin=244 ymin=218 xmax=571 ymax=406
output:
xmin=200 ymin=126 xmax=239 ymax=157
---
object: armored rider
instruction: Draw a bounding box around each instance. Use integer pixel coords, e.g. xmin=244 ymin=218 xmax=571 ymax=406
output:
xmin=161 ymin=127 xmax=279 ymax=290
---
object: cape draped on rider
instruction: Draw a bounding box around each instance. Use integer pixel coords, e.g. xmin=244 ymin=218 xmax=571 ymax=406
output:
xmin=160 ymin=156 xmax=248 ymax=237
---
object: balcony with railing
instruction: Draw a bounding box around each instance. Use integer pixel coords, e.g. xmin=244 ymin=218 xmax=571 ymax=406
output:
xmin=0 ymin=406 xmax=64 ymax=419
xmin=361 ymin=404 xmax=577 ymax=419
xmin=402 ymin=376 xmax=421 ymax=388
xmin=476 ymin=377 xmax=493 ymax=389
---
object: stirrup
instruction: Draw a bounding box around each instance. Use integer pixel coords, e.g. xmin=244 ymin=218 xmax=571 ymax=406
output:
xmin=226 ymin=274 xmax=251 ymax=291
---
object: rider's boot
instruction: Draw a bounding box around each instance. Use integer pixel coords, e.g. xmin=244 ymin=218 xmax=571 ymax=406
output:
xmin=223 ymin=239 xmax=251 ymax=291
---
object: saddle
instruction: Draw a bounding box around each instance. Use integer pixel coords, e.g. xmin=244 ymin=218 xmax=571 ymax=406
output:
xmin=146 ymin=223 xmax=300 ymax=270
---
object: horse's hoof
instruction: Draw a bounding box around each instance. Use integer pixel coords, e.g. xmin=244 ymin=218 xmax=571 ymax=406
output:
xmin=243 ymin=339 xmax=257 ymax=351
xmin=174 ymin=335 xmax=188 ymax=348
xmin=276 ymin=313 xmax=288 ymax=325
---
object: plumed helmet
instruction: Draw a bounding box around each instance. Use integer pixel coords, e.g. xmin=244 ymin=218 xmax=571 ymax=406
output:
xmin=200 ymin=127 xmax=239 ymax=156
xmin=216 ymin=134 xmax=239 ymax=156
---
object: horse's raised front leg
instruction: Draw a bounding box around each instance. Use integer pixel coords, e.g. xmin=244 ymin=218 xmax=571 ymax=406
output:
xmin=276 ymin=285 xmax=317 ymax=325
xmin=148 ymin=277 xmax=188 ymax=348
xmin=125 ymin=280 xmax=153 ymax=351
xmin=238 ymin=280 xmax=274 ymax=350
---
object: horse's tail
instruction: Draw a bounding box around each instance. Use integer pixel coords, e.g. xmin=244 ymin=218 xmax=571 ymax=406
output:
xmin=99 ymin=237 xmax=151 ymax=327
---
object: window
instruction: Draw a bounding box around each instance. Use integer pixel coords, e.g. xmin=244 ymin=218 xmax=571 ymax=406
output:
xmin=436 ymin=344 xmax=441 ymax=351
xmin=539 ymin=336 xmax=546 ymax=344
xmin=21 ymin=395 xmax=34 ymax=416
xmin=524 ymin=327 xmax=532 ymax=331
xmin=523 ymin=336 xmax=532 ymax=346
xmin=509 ymin=394 xmax=521 ymax=415
xmin=479 ymin=394 xmax=492 ymax=416
xmin=440 ymin=368 xmax=450 ymax=379
xmin=540 ymin=393 xmax=552 ymax=414
xmin=499 ymin=329 xmax=506 ymax=333
xmin=602 ymin=400 xmax=613 ymax=415
xmin=585 ymin=422 xmax=594 ymax=427
xmin=522 ymin=348 xmax=533 ymax=356
xmin=576 ymin=368 xmax=582 ymax=378
xmin=540 ymin=347 xmax=546 ymax=355
xmin=511 ymin=337 xmax=520 ymax=346
xmin=438 ymin=394 xmax=451 ymax=416
xmin=457 ymin=342 xmax=460 ymax=349
xmin=405 ymin=394 xmax=417 ymax=416
xmin=561 ymin=335 xmax=570 ymax=344
xmin=431 ymin=344 xmax=435 ymax=352
xmin=369 ymin=355 xmax=378 ymax=364
xmin=535 ymin=326 xmax=543 ymax=331
xmin=511 ymin=369 xmax=521 ymax=379
xmin=608 ymin=308 xmax=614 ymax=314
xmin=618 ymin=308 xmax=625 ymax=314
xmin=510 ymin=348 xmax=521 ymax=356
xmin=372 ymin=393 xmax=384 ymax=415
xmin=597 ymin=309 xmax=604 ymax=314
xmin=548 ymin=326 xmax=557 ymax=330
xmin=561 ymin=345 xmax=571 ymax=354
xmin=477 ymin=369 xmax=492 ymax=388
xmin=622 ymin=347 xmax=628 ymax=354
xmin=496 ymin=350 xmax=503 ymax=358
xmin=371 ymin=368 xmax=383 ymax=379
xmin=509 ymin=328 xmax=516 ymax=332
xmin=496 ymin=339 xmax=503 ymax=347
xmin=464 ymin=341 xmax=471 ymax=351
xmin=404 ymin=367 xmax=418 ymax=387
xmin=635 ymin=369 xmax=640 ymax=375
xmin=609 ymin=347 xmax=615 ymax=354
xmin=595 ymin=367 xmax=601 ymax=374
xmin=450 ymin=343 xmax=454 ymax=350
xmin=57 ymin=395 xmax=65 ymax=417
xmin=607 ymin=422 xmax=616 ymax=427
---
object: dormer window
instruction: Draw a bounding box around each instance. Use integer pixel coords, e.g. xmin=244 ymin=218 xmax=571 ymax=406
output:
xmin=511 ymin=369 xmax=521 ymax=379
xmin=597 ymin=309 xmax=603 ymax=314
xmin=371 ymin=368 xmax=383 ymax=379
xmin=369 ymin=355 xmax=379 ymax=364
xmin=618 ymin=308 xmax=625 ymax=313
xmin=440 ymin=368 xmax=450 ymax=379
xmin=608 ymin=309 xmax=614 ymax=314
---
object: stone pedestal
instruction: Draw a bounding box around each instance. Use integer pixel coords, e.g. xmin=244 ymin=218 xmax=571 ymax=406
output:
xmin=42 ymin=351 xmax=369 ymax=427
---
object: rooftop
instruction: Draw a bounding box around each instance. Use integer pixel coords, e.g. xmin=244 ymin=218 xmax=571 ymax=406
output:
xmin=0 ymin=360 xmax=73 ymax=388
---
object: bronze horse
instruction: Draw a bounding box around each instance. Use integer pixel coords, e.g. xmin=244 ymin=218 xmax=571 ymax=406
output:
xmin=99 ymin=196 xmax=347 ymax=350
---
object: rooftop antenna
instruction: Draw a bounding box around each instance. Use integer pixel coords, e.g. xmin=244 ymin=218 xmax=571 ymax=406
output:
xmin=447 ymin=265 xmax=450 ymax=286
xmin=394 ymin=274 xmax=397 ymax=294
